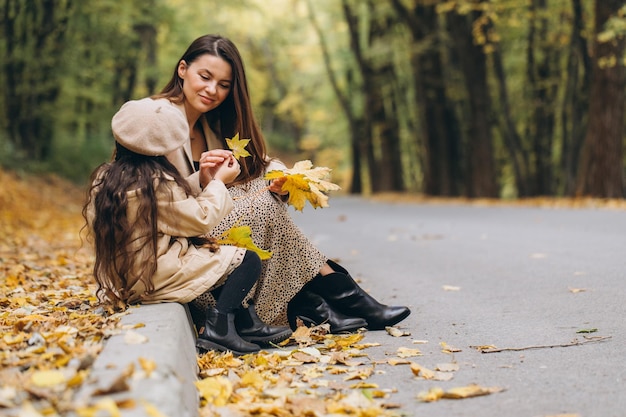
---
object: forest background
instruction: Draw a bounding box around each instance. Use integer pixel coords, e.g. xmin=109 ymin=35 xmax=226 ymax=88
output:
xmin=1 ymin=0 xmax=625 ymax=199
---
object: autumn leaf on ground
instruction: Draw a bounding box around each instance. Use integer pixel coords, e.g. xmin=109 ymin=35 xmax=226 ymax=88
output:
xmin=397 ymin=347 xmax=422 ymax=358
xmin=442 ymin=384 xmax=505 ymax=399
xmin=124 ymin=330 xmax=148 ymax=344
xmin=435 ymin=363 xmax=460 ymax=372
xmin=195 ymin=376 xmax=232 ymax=406
xmin=440 ymin=341 xmax=462 ymax=353
xmin=386 ymin=326 xmax=411 ymax=337
xmin=264 ymin=160 xmax=341 ymax=211
xmin=576 ymin=328 xmax=598 ymax=334
xmin=218 ymin=225 xmax=272 ymax=260
xmin=410 ymin=363 xmax=453 ymax=381
xmin=470 ymin=344 xmax=498 ymax=352
xmin=417 ymin=384 xmax=504 ymax=402
xmin=225 ymin=133 xmax=251 ymax=160
xmin=30 ymin=370 xmax=66 ymax=388
xmin=344 ymin=367 xmax=374 ymax=381
xmin=387 ymin=358 xmax=411 ymax=366
xmin=442 ymin=285 xmax=461 ymax=291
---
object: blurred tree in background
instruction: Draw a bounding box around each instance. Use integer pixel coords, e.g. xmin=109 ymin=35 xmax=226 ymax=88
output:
xmin=0 ymin=0 xmax=624 ymax=198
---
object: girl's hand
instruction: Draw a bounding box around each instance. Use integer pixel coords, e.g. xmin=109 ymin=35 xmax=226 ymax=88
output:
xmin=199 ymin=150 xmax=233 ymax=187
xmin=213 ymin=154 xmax=241 ymax=184
xmin=268 ymin=176 xmax=288 ymax=195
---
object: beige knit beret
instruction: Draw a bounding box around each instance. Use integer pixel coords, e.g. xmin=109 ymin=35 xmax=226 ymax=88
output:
xmin=111 ymin=98 xmax=188 ymax=156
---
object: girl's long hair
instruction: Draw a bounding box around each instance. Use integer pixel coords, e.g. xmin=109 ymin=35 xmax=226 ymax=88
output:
xmin=83 ymin=143 xmax=217 ymax=307
xmin=155 ymin=34 xmax=269 ymax=185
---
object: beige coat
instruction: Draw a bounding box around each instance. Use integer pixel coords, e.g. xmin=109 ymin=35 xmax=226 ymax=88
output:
xmin=167 ymin=102 xmax=223 ymax=194
xmin=88 ymin=173 xmax=240 ymax=304
xmin=131 ymin=177 xmax=240 ymax=304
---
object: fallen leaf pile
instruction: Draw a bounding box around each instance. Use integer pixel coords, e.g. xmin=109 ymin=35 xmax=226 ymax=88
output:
xmin=195 ymin=325 xmax=402 ymax=416
xmin=3 ymin=168 xmax=560 ymax=416
xmin=0 ymin=170 xmax=124 ymax=415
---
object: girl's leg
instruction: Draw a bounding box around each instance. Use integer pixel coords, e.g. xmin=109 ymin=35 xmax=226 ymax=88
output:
xmin=215 ymin=251 xmax=260 ymax=313
xmin=196 ymin=251 xmax=262 ymax=355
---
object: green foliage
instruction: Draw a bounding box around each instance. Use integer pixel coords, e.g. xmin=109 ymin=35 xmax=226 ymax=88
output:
xmin=598 ymin=4 xmax=626 ymax=43
xmin=1 ymin=0 xmax=621 ymax=197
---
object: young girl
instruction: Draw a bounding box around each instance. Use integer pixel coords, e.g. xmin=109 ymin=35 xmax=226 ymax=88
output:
xmin=83 ymin=97 xmax=291 ymax=355
xmin=156 ymin=34 xmax=411 ymax=331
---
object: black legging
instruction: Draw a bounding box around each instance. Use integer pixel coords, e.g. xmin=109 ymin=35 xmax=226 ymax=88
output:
xmin=214 ymin=251 xmax=261 ymax=313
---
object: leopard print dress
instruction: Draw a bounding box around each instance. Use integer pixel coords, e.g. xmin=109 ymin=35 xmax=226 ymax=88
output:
xmin=206 ymin=175 xmax=327 ymax=325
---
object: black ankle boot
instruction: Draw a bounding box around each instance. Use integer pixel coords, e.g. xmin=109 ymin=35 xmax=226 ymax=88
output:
xmin=235 ymin=302 xmax=293 ymax=346
xmin=197 ymin=307 xmax=260 ymax=356
xmin=305 ymin=260 xmax=411 ymax=330
xmin=287 ymin=289 xmax=367 ymax=333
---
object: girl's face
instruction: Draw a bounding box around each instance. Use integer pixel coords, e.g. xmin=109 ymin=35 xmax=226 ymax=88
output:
xmin=178 ymin=54 xmax=232 ymax=119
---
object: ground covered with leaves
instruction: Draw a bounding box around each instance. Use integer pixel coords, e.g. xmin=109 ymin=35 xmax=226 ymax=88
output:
xmin=0 ymin=170 xmax=126 ymax=415
xmin=3 ymin=169 xmax=610 ymax=417
xmin=0 ymin=170 xmax=411 ymax=416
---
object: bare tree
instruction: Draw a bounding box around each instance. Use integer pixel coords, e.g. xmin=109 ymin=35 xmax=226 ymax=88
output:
xmin=576 ymin=0 xmax=625 ymax=198
xmin=446 ymin=1 xmax=498 ymax=197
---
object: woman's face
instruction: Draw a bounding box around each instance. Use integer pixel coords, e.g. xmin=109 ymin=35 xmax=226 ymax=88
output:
xmin=178 ymin=54 xmax=232 ymax=118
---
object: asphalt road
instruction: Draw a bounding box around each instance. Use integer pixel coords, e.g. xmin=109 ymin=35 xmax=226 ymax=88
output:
xmin=291 ymin=196 xmax=626 ymax=417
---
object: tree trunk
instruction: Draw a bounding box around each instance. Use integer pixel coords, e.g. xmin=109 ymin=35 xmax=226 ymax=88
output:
xmin=526 ymin=0 xmax=560 ymax=195
xmin=576 ymin=0 xmax=625 ymax=198
xmin=446 ymin=2 xmax=498 ymax=198
xmin=367 ymin=8 xmax=403 ymax=192
xmin=491 ymin=45 xmax=531 ymax=197
xmin=342 ymin=0 xmax=403 ymax=193
xmin=134 ymin=22 xmax=158 ymax=94
xmin=307 ymin=0 xmax=363 ymax=193
xmin=560 ymin=0 xmax=591 ymax=196
xmin=390 ymin=0 xmax=462 ymax=196
xmin=1 ymin=0 xmax=70 ymax=161
xmin=342 ymin=0 xmax=373 ymax=193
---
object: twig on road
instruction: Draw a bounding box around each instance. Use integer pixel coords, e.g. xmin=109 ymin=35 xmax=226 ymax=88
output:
xmin=471 ymin=335 xmax=612 ymax=353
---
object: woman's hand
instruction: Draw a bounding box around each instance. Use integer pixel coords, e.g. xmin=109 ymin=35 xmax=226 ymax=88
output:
xmin=213 ymin=154 xmax=241 ymax=184
xmin=198 ymin=150 xmax=234 ymax=187
xmin=268 ymin=176 xmax=288 ymax=195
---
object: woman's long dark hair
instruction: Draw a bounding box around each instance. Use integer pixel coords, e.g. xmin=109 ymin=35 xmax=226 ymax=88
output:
xmin=155 ymin=34 xmax=269 ymax=185
xmin=83 ymin=143 xmax=217 ymax=307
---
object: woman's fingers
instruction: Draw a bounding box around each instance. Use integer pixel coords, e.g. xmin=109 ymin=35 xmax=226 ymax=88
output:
xmin=200 ymin=149 xmax=232 ymax=163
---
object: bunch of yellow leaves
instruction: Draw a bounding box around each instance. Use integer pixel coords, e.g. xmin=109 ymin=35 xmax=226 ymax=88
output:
xmin=265 ymin=160 xmax=341 ymax=211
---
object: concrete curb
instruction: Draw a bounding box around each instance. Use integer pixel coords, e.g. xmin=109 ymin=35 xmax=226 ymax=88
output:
xmin=76 ymin=303 xmax=199 ymax=417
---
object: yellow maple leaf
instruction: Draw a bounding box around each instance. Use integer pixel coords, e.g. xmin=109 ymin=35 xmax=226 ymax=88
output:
xmin=225 ymin=133 xmax=251 ymax=160
xmin=280 ymin=174 xmax=311 ymax=211
xmin=218 ymin=225 xmax=272 ymax=260
xmin=195 ymin=376 xmax=233 ymax=406
xmin=264 ymin=160 xmax=340 ymax=211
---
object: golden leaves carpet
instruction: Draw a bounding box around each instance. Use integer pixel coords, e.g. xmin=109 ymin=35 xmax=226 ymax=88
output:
xmin=0 ymin=170 xmax=125 ymax=415
xmin=0 ymin=170 xmax=403 ymax=416
xmin=3 ymin=169 xmax=559 ymax=416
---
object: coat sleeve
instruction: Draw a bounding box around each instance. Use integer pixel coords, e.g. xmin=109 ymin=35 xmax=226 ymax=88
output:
xmin=157 ymin=179 xmax=234 ymax=237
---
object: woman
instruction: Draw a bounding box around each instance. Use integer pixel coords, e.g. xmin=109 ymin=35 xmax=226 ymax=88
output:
xmin=84 ymin=97 xmax=292 ymax=355
xmin=156 ymin=34 xmax=410 ymax=331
